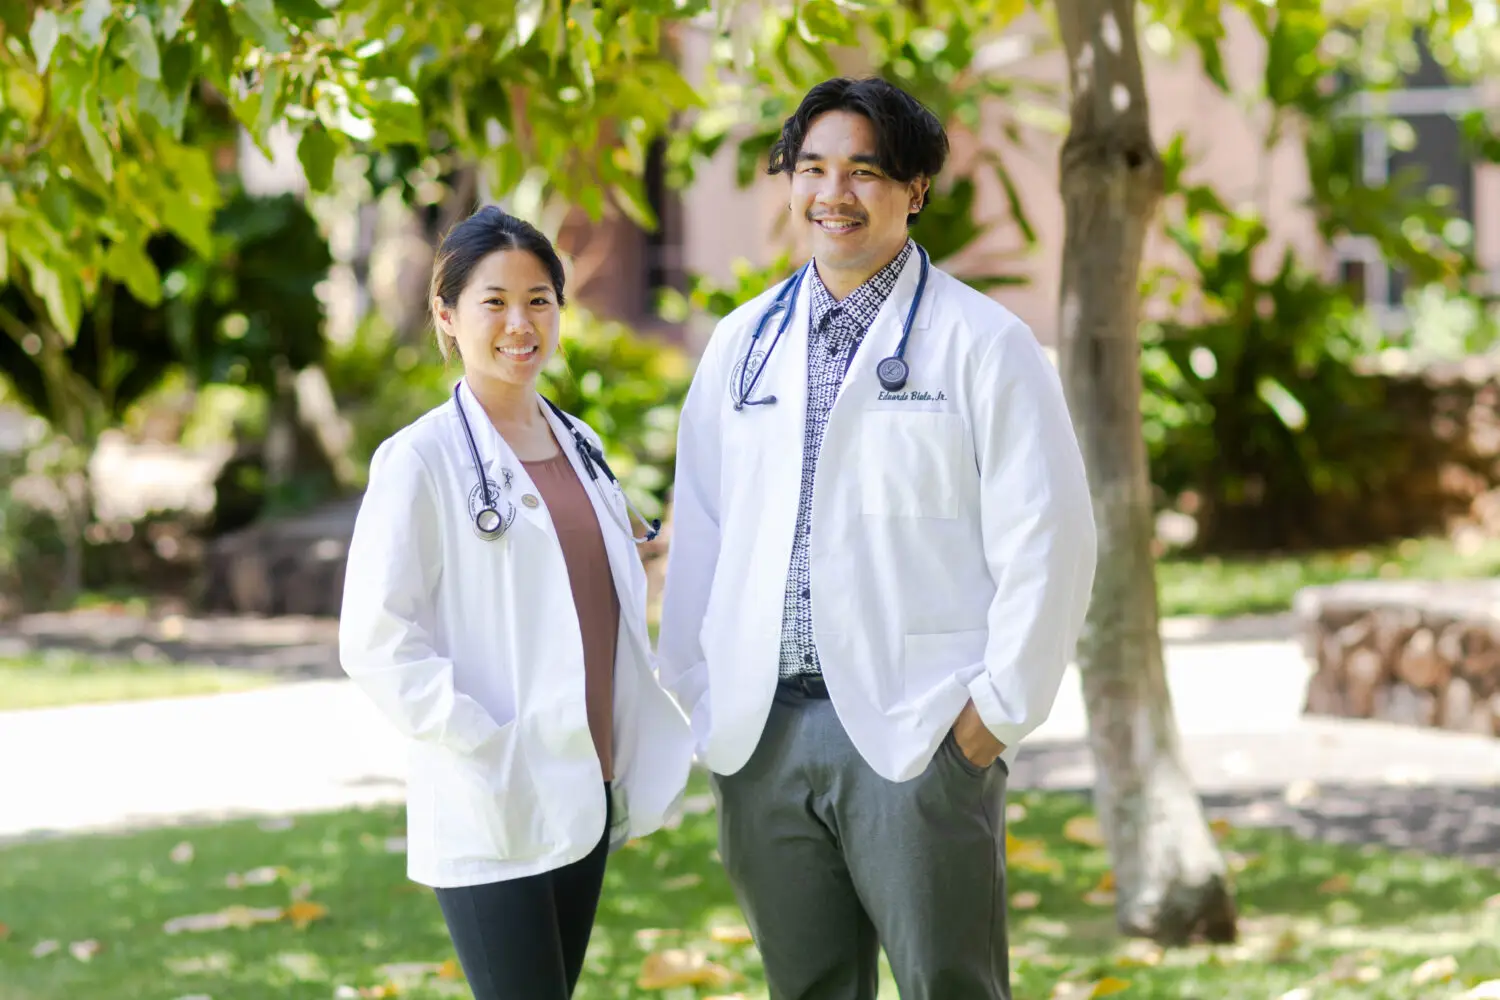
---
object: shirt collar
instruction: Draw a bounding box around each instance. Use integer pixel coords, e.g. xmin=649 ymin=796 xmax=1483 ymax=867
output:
xmin=808 ymin=238 xmax=915 ymax=340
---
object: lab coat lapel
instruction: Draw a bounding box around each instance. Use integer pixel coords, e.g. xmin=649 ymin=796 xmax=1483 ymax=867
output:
xmin=840 ymin=246 xmax=934 ymax=403
xmin=455 ymin=379 xmax=553 ymax=535
xmin=757 ymin=269 xmax=814 ymax=456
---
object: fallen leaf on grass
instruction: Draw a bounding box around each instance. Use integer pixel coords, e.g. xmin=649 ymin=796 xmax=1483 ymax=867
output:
xmin=1210 ymin=818 xmax=1233 ymax=839
xmin=1063 ymin=815 xmax=1106 ymax=848
xmin=437 ymin=958 xmax=463 ymax=980
xmin=1269 ymin=927 xmax=1301 ymax=964
xmin=1326 ymin=953 xmax=1380 ymax=984
xmin=1011 ymin=891 xmax=1041 ymax=910
xmin=1006 ymin=834 xmax=1060 ymax=874
xmin=1115 ymin=939 xmax=1162 ymax=967
xmin=1317 ymin=873 xmax=1351 ymax=894
xmin=284 ymin=901 xmax=329 ymax=930
xmin=164 ymin=906 xmax=283 ymax=934
xmin=661 ymin=873 xmax=702 ymax=891
xmin=1411 ymin=955 xmax=1458 ymax=986
xmin=69 ymin=940 xmax=102 ymax=962
xmin=0 ymin=921 xmax=10 ymax=940
xmin=637 ymin=948 xmax=737 ymax=989
xmin=384 ymin=837 xmax=406 ymax=854
xmin=634 ymin=928 xmax=682 ymax=950
xmin=224 ymin=866 xmax=284 ymax=889
xmin=1083 ymin=871 xmax=1116 ymax=907
xmin=31 ymin=940 xmax=60 ymax=958
xmin=709 ymin=924 xmax=754 ymax=945
xmin=170 ymin=841 xmax=195 ymax=864
xmin=1051 ymin=976 xmax=1131 ymax=999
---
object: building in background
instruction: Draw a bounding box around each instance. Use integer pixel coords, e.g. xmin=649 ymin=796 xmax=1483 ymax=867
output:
xmin=575 ymin=9 xmax=1500 ymax=353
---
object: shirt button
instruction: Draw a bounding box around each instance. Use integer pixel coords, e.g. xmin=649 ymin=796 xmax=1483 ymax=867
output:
xmin=803 ymin=654 xmax=813 ymax=664
xmin=801 ymin=588 xmax=810 ymax=599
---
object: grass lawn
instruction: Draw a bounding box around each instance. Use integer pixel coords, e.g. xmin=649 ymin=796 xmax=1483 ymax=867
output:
xmin=2 ymin=776 xmax=1498 ymax=1000
xmin=0 ymin=651 xmax=270 ymax=712
xmin=1157 ymin=533 xmax=1500 ymax=619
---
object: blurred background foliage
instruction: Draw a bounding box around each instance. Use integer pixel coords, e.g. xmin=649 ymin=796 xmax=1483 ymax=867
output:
xmin=0 ymin=0 xmax=1498 ymax=610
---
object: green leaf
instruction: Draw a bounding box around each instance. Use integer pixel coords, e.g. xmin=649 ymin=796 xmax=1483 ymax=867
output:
xmin=159 ymin=0 xmax=194 ymax=40
xmin=233 ymin=0 xmax=291 ymax=53
xmin=123 ymin=14 xmax=162 ymax=80
xmin=76 ymin=0 xmax=112 ymax=48
xmin=274 ymin=0 xmax=329 ymax=24
xmin=103 ymin=238 xmax=163 ymax=305
xmin=256 ymin=63 xmax=284 ymax=141
xmin=22 ymin=252 xmax=82 ymax=343
xmin=199 ymin=0 xmax=239 ymax=81
xmin=297 ymin=125 xmax=337 ymax=190
xmin=29 ymin=9 xmax=59 ymax=71
xmin=1194 ymin=34 xmax=1229 ymax=92
xmin=610 ymin=178 xmax=657 ymax=230
xmin=797 ymin=0 xmax=858 ymax=46
xmin=488 ymin=142 xmax=525 ymax=197
xmin=0 ymin=226 xmax=8 ymax=285
xmin=514 ymin=0 xmax=545 ymax=45
xmin=76 ymin=90 xmax=114 ymax=182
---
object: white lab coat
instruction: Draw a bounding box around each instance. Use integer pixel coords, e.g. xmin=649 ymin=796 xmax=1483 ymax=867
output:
xmin=339 ymin=381 xmax=693 ymax=888
xmin=658 ymin=251 xmax=1097 ymax=782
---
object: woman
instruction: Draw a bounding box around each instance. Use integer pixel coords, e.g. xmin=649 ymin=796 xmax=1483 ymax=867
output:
xmin=338 ymin=206 xmax=693 ymax=999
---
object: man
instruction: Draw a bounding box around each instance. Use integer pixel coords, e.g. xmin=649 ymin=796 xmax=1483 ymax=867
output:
xmin=658 ymin=76 xmax=1098 ymax=1000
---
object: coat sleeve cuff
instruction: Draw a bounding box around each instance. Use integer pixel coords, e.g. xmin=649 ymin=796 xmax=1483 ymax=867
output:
xmin=966 ymin=673 xmax=1035 ymax=750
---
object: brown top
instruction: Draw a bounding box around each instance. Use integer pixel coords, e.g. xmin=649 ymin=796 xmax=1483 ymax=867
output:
xmin=521 ymin=452 xmax=621 ymax=781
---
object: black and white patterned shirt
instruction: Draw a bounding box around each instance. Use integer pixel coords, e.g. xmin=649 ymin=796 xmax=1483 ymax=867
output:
xmin=779 ymin=239 xmax=915 ymax=679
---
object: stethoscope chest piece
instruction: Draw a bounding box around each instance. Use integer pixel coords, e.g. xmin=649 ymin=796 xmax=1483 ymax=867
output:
xmin=468 ymin=472 xmax=516 ymax=541
xmin=876 ymin=356 xmax=909 ymax=392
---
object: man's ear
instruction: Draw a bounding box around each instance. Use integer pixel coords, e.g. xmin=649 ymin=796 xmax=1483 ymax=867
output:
xmin=909 ymin=176 xmax=930 ymax=213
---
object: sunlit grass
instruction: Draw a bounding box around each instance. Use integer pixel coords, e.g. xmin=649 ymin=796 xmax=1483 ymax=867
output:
xmin=1157 ymin=533 xmax=1500 ymax=619
xmin=2 ymin=774 xmax=1498 ymax=999
xmin=0 ymin=651 xmax=270 ymax=712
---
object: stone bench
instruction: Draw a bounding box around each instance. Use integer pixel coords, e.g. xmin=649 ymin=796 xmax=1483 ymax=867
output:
xmin=1296 ymin=579 xmax=1500 ymax=736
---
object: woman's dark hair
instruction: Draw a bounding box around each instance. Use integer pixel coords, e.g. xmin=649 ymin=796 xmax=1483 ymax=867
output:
xmin=429 ymin=206 xmax=567 ymax=360
xmin=766 ymin=77 xmax=948 ymax=223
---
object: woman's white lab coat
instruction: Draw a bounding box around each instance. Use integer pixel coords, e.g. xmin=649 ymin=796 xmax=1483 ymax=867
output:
xmin=338 ymin=382 xmax=693 ymax=888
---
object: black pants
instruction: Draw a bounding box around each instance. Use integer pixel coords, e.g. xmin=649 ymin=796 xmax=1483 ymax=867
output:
xmin=434 ymin=788 xmax=612 ymax=1000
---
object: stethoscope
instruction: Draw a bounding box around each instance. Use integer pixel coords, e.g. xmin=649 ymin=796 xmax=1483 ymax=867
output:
xmin=733 ymin=244 xmax=930 ymax=410
xmin=452 ymin=382 xmax=661 ymax=544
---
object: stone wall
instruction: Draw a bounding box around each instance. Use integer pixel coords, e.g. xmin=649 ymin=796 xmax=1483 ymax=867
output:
xmin=1298 ymin=580 xmax=1500 ymax=736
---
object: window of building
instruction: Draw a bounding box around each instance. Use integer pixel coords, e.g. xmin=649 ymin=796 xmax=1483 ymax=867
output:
xmin=1331 ymin=31 xmax=1482 ymax=325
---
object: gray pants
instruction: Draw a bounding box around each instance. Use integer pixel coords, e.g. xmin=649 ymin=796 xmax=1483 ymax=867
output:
xmin=710 ymin=684 xmax=1011 ymax=1000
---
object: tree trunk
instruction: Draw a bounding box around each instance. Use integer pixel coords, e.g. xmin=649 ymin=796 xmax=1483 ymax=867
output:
xmin=1053 ymin=0 xmax=1238 ymax=946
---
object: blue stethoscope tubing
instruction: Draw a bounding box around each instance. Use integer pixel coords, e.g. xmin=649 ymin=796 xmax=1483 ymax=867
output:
xmin=452 ymin=382 xmax=661 ymax=544
xmin=733 ymin=244 xmax=930 ymax=411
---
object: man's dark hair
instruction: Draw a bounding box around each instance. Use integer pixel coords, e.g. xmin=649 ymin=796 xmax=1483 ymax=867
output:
xmin=767 ymin=76 xmax=948 ymax=223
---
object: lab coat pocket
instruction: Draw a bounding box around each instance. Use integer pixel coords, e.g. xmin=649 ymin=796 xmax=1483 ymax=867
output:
xmin=858 ymin=411 xmax=964 ymax=519
xmin=431 ymin=719 xmax=532 ymax=862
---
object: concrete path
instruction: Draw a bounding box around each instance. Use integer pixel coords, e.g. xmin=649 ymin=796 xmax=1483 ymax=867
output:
xmin=3 ymin=628 xmax=1499 ymax=851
